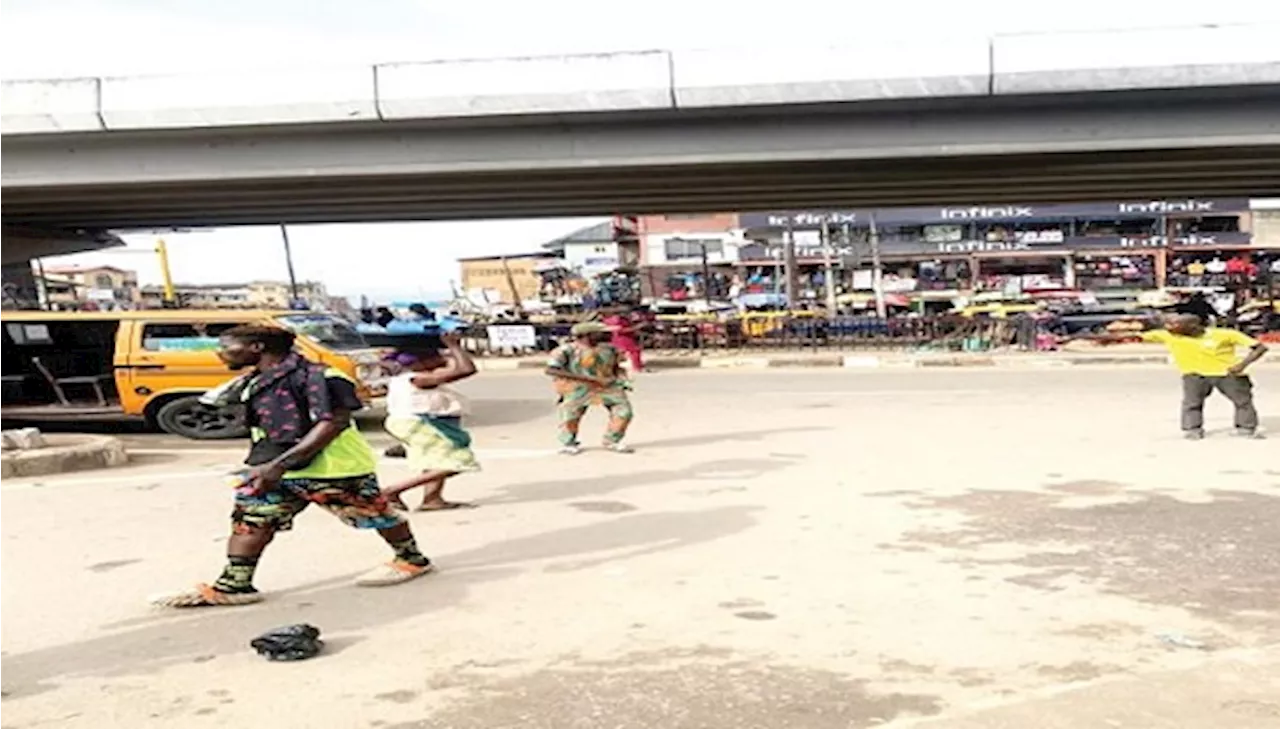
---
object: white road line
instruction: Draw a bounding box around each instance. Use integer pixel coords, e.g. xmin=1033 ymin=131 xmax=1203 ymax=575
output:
xmin=2 ymin=468 xmax=224 ymax=490
xmin=1 ymin=448 xmax=558 ymax=490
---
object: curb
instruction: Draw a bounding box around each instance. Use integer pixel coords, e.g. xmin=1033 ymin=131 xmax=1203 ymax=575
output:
xmin=477 ymin=353 xmax=1193 ymax=371
xmin=0 ymin=435 xmax=129 ymax=478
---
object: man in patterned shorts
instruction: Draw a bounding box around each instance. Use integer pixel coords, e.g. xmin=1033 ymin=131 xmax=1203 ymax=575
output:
xmin=545 ymin=321 xmax=635 ymax=455
xmin=153 ymin=325 xmax=433 ymax=607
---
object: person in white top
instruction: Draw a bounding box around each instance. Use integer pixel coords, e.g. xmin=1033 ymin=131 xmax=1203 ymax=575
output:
xmin=381 ymin=333 xmax=481 ymax=511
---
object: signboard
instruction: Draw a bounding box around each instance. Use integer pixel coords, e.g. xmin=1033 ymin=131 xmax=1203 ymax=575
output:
xmin=739 ymin=198 xmax=1251 ymax=229
xmin=744 ymin=232 xmax=1254 ymax=259
xmin=486 ymin=325 xmax=537 ymax=350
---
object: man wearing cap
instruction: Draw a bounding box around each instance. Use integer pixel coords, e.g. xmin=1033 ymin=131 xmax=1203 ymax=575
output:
xmin=545 ymin=321 xmax=635 ymax=454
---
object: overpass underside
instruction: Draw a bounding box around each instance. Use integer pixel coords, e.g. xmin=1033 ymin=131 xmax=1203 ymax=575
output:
xmin=4 ymin=88 xmax=1280 ymax=228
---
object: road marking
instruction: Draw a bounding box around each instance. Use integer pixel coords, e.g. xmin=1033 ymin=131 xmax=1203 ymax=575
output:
xmin=1 ymin=447 xmax=558 ymax=491
xmin=2 ymin=468 xmax=225 ymax=490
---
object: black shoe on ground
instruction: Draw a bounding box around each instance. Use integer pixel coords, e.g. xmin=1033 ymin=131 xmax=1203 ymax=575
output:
xmin=1183 ymin=430 xmax=1205 ymax=440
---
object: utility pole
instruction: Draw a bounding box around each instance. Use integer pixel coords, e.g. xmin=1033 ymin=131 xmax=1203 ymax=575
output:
xmin=868 ymin=215 xmax=887 ymax=319
xmin=820 ymin=220 xmax=837 ymax=315
xmin=155 ymin=238 xmax=177 ymax=307
xmin=279 ymin=224 xmax=301 ymax=304
xmin=499 ymin=255 xmax=526 ymax=318
xmin=698 ymin=241 xmax=713 ymax=306
xmin=783 ymin=223 xmax=798 ymax=309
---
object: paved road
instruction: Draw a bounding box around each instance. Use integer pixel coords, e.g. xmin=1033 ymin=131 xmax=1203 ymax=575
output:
xmin=3 ymin=369 xmax=1278 ymax=728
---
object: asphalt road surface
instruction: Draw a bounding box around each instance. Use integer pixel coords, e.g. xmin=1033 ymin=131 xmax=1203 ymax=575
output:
xmin=3 ymin=368 xmax=1278 ymax=729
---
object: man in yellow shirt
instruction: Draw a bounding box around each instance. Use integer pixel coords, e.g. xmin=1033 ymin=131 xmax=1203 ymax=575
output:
xmin=1136 ymin=314 xmax=1268 ymax=439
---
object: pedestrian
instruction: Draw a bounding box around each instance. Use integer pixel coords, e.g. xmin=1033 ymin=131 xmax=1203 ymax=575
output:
xmin=153 ymin=325 xmax=433 ymax=608
xmin=1102 ymin=314 xmax=1268 ymax=439
xmin=380 ymin=333 xmax=481 ymax=512
xmin=1175 ymin=292 xmax=1218 ymax=326
xmin=546 ymin=321 xmax=634 ymax=454
xmin=603 ymin=306 xmax=645 ymax=373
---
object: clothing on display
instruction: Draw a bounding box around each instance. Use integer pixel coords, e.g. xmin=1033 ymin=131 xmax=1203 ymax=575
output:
xmin=1073 ymin=255 xmax=1156 ymax=290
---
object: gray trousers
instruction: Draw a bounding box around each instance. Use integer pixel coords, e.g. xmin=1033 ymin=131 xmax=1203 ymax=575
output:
xmin=1181 ymin=374 xmax=1258 ymax=432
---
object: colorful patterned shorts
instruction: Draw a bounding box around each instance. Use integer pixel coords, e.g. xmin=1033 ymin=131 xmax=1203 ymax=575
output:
xmin=232 ymin=474 xmax=405 ymax=533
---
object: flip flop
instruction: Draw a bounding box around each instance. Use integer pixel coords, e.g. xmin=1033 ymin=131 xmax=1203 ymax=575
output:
xmin=354 ymin=560 xmax=435 ymax=587
xmin=414 ymin=501 xmax=476 ymax=512
xmin=150 ymin=583 xmax=264 ymax=608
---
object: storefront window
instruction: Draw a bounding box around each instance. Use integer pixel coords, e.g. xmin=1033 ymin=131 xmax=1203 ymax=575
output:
xmin=663 ymin=269 xmax=732 ymax=301
xmin=976 ymin=257 xmax=1067 ymax=293
xmin=1169 ymin=215 xmax=1241 ymax=235
xmin=1078 ymin=218 xmax=1159 ymax=237
xmin=977 ymin=222 xmax=1067 ymax=243
xmin=1073 ymin=254 xmax=1156 ymax=290
xmin=1167 ymin=252 xmax=1260 ymax=289
xmin=914 ymin=259 xmax=971 ymax=291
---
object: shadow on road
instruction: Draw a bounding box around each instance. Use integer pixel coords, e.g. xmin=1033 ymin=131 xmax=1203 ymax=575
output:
xmin=633 ymin=426 xmax=831 ymax=450
xmin=484 ymin=458 xmax=793 ymax=506
xmin=0 ymin=505 xmax=759 ymax=699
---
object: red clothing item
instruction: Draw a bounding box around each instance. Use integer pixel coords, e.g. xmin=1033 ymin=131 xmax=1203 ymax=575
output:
xmin=603 ymin=314 xmax=643 ymax=370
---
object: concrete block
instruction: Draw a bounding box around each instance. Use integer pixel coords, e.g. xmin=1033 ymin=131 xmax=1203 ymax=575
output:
xmin=1 ymin=78 xmax=103 ymax=134
xmin=100 ymin=67 xmax=377 ymax=130
xmin=672 ymin=40 xmax=990 ymax=108
xmin=377 ymin=51 xmax=673 ymax=119
xmin=842 ymin=355 xmax=883 ymax=368
xmin=765 ymin=355 xmax=845 ymax=368
xmin=0 ymin=435 xmax=127 ymax=478
xmin=1 ymin=428 xmax=47 ymax=451
xmin=994 ymin=24 xmax=1280 ymax=94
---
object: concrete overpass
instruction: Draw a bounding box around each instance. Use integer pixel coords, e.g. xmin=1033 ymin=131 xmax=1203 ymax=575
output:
xmin=3 ymin=24 xmax=1280 ymax=236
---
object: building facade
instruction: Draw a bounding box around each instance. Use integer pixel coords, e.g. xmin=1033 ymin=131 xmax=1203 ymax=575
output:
xmin=457 ymin=253 xmax=555 ymax=305
xmin=137 ymin=280 xmax=328 ymax=309
xmin=39 ymin=265 xmax=139 ymax=310
xmin=737 ymin=198 xmax=1275 ymax=303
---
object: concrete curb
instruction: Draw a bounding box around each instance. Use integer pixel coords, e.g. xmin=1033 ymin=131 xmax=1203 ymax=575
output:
xmin=476 ymin=353 xmax=1195 ymax=371
xmin=0 ymin=435 xmax=129 ymax=478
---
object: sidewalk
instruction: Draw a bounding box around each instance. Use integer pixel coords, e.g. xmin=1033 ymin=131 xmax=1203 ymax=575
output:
xmin=474 ymin=344 xmax=1276 ymax=371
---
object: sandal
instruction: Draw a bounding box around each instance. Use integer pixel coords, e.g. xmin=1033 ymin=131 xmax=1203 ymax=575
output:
xmin=415 ymin=501 xmax=475 ymax=512
xmin=354 ymin=560 xmax=435 ymax=587
xmin=150 ymin=583 xmax=264 ymax=608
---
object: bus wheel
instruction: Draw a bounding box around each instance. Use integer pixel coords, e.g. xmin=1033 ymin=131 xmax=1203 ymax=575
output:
xmin=155 ymin=396 xmax=248 ymax=440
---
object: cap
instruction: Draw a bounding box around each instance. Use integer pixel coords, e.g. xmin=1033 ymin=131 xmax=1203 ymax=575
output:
xmin=570 ymin=322 xmax=609 ymax=336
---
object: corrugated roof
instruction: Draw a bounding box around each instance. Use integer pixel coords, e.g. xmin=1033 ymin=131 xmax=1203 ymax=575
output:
xmin=542 ymin=221 xmax=615 ymax=252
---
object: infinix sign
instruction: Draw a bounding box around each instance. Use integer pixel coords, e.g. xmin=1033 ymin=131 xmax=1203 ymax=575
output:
xmin=938 ymin=206 xmax=1034 ymax=220
xmin=1116 ymin=199 xmax=1218 ymax=214
xmin=935 ymin=240 xmax=1031 ymax=253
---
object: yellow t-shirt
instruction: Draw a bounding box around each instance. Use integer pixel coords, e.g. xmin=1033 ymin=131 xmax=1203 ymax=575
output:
xmin=1140 ymin=328 xmax=1259 ymax=376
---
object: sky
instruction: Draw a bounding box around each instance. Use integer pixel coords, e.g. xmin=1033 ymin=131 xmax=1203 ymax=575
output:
xmin=6 ymin=0 xmax=1278 ymax=300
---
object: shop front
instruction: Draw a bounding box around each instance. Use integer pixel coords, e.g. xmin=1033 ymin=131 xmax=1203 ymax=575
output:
xmin=973 ymin=253 xmax=1070 ymax=293
xmin=1165 ymin=234 xmax=1259 ymax=289
xmin=1071 ymin=252 xmax=1158 ymax=292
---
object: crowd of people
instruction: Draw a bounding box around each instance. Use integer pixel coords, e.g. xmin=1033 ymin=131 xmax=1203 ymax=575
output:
xmin=149 ymin=299 xmax=1267 ymax=607
xmin=152 ymin=316 xmax=642 ymax=608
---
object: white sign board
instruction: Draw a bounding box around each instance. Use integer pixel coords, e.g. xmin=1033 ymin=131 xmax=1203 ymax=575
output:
xmin=486 ymin=325 xmax=537 ymax=350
